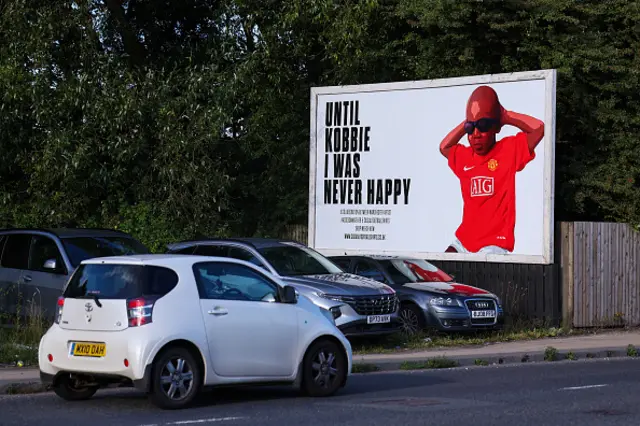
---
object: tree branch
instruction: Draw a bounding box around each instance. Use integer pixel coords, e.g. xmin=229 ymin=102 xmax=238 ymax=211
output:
xmin=104 ymin=0 xmax=146 ymax=66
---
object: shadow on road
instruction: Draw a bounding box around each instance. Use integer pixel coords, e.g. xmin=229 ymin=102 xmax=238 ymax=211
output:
xmin=189 ymin=371 xmax=451 ymax=408
xmin=84 ymin=370 xmax=451 ymax=410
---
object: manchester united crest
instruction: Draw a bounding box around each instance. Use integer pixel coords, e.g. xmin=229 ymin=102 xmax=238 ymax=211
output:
xmin=488 ymin=159 xmax=498 ymax=171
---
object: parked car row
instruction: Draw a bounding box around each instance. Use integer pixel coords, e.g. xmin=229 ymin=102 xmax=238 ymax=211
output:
xmin=0 ymin=227 xmax=505 ymax=409
xmin=0 ymin=228 xmax=505 ymax=338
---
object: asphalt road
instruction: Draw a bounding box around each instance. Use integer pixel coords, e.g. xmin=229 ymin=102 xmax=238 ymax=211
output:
xmin=2 ymin=358 xmax=640 ymax=426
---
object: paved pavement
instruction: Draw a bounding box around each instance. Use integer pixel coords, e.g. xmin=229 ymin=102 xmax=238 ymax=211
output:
xmin=1 ymin=357 xmax=640 ymax=426
xmin=0 ymin=368 xmax=40 ymax=387
xmin=356 ymin=330 xmax=640 ymax=368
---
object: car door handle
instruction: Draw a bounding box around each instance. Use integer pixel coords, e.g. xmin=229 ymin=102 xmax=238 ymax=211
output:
xmin=22 ymin=275 xmax=32 ymax=283
xmin=208 ymin=307 xmax=228 ymax=316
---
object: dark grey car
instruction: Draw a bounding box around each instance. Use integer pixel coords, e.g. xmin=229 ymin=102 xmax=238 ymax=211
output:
xmin=166 ymin=238 xmax=402 ymax=338
xmin=329 ymin=255 xmax=504 ymax=335
xmin=0 ymin=228 xmax=150 ymax=325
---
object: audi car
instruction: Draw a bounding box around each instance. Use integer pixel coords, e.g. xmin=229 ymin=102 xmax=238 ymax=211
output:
xmin=329 ymin=254 xmax=504 ymax=335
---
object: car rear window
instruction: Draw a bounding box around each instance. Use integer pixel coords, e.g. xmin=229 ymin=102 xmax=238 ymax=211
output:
xmin=61 ymin=236 xmax=151 ymax=267
xmin=63 ymin=264 xmax=178 ymax=299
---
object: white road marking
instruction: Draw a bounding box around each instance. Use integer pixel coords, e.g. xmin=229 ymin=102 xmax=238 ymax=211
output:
xmin=559 ymin=384 xmax=609 ymax=391
xmin=137 ymin=417 xmax=246 ymax=426
xmin=170 ymin=418 xmax=246 ymax=425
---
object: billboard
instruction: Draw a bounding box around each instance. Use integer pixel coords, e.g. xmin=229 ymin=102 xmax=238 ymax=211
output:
xmin=308 ymin=69 xmax=556 ymax=264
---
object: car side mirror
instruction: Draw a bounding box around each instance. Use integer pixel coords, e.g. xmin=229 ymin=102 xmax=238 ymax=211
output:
xmin=282 ymin=285 xmax=297 ymax=304
xmin=43 ymin=259 xmax=57 ymax=270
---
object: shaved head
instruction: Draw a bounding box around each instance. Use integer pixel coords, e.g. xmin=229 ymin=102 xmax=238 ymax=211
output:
xmin=464 ymin=86 xmax=502 ymax=155
xmin=466 ymin=86 xmax=501 ymax=121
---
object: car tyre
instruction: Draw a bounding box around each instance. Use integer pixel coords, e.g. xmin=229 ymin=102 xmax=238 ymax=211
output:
xmin=53 ymin=374 xmax=98 ymax=401
xmin=399 ymin=303 xmax=425 ymax=336
xmin=149 ymin=346 xmax=202 ymax=410
xmin=302 ymin=338 xmax=347 ymax=397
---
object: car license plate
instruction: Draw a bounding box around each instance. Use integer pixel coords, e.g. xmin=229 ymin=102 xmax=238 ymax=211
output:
xmin=367 ymin=314 xmax=391 ymax=324
xmin=471 ymin=310 xmax=496 ymax=318
xmin=69 ymin=342 xmax=106 ymax=357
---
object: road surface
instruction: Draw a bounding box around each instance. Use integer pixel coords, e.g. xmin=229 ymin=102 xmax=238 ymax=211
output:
xmin=2 ymin=358 xmax=639 ymax=426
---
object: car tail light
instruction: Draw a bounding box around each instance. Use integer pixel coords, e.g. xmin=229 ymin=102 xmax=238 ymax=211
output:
xmin=127 ymin=298 xmax=155 ymax=327
xmin=54 ymin=297 xmax=64 ymax=324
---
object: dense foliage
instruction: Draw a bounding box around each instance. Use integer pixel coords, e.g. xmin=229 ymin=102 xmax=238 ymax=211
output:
xmin=0 ymin=0 xmax=638 ymax=250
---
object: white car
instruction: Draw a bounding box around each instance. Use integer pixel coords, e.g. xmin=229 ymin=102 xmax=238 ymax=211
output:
xmin=38 ymin=254 xmax=353 ymax=409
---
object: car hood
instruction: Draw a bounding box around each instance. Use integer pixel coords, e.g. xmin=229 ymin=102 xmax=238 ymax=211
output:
xmin=282 ymin=273 xmax=395 ymax=296
xmin=402 ymin=281 xmax=496 ymax=298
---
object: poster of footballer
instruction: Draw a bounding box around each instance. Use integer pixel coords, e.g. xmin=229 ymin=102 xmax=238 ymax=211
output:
xmin=307 ymin=69 xmax=557 ymax=264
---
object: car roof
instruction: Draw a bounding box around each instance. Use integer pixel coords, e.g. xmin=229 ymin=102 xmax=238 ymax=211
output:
xmin=167 ymin=237 xmax=305 ymax=250
xmin=329 ymin=254 xmax=424 ymax=261
xmin=0 ymin=227 xmax=135 ymax=239
xmin=81 ymin=254 xmax=253 ymax=267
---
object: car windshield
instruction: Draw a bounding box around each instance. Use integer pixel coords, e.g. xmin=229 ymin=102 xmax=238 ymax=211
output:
xmin=379 ymin=259 xmax=453 ymax=284
xmin=62 ymin=236 xmax=151 ymax=268
xmin=257 ymin=243 xmax=343 ymax=276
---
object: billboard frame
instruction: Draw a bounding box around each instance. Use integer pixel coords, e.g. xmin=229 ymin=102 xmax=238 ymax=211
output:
xmin=308 ymin=69 xmax=557 ymax=265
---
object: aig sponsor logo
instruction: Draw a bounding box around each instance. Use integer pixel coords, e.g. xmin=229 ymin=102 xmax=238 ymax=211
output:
xmin=470 ymin=176 xmax=494 ymax=197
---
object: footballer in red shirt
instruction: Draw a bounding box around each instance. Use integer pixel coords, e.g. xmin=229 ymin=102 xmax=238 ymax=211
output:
xmin=439 ymin=85 xmax=545 ymax=254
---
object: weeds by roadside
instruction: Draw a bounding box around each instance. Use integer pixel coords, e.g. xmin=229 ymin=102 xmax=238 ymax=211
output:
xmin=399 ymin=357 xmax=459 ymax=370
xmin=351 ymin=321 xmax=584 ymax=355
xmin=352 ymin=363 xmax=381 ymax=373
xmin=0 ymin=288 xmax=48 ymax=368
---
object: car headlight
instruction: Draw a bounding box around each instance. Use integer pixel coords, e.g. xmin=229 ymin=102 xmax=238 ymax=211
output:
xmin=319 ymin=306 xmax=336 ymax=325
xmin=429 ymin=297 xmax=462 ymax=307
xmin=330 ymin=306 xmax=342 ymax=320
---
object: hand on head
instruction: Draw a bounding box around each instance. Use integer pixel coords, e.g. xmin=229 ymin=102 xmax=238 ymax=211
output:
xmin=465 ymin=86 xmax=502 ymax=155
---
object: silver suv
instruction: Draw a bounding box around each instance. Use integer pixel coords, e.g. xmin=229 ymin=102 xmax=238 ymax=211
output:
xmin=0 ymin=228 xmax=150 ymax=325
xmin=166 ymin=238 xmax=401 ymax=338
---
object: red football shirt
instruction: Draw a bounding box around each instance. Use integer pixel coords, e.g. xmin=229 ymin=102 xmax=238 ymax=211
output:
xmin=447 ymin=131 xmax=534 ymax=252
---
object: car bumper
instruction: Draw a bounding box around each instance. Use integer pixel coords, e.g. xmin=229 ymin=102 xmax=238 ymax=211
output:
xmin=38 ymin=324 xmax=152 ymax=387
xmin=426 ymin=306 xmax=504 ymax=331
xmin=337 ymin=317 xmax=403 ymax=337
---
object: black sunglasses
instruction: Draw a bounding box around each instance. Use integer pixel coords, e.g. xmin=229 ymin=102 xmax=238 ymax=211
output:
xmin=464 ymin=118 xmax=498 ymax=134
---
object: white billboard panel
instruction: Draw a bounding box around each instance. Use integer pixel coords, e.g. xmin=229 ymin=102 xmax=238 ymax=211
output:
xmin=308 ymin=70 xmax=556 ymax=264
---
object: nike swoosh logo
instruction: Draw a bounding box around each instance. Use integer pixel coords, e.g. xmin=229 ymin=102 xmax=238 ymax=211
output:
xmin=463 ymin=166 xmax=475 ymax=171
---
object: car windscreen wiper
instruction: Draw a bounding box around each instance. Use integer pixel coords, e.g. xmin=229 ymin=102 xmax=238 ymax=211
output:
xmin=77 ymin=278 xmax=102 ymax=308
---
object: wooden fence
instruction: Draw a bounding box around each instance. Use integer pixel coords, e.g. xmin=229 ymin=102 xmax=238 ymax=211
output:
xmin=560 ymin=221 xmax=640 ymax=328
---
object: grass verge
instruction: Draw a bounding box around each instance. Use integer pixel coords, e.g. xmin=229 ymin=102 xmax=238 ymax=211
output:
xmin=399 ymin=357 xmax=459 ymax=370
xmin=350 ymin=320 xmax=614 ymax=355
xmin=352 ymin=363 xmax=381 ymax=373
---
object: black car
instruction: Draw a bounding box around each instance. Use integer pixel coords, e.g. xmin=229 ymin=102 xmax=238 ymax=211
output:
xmin=329 ymin=255 xmax=504 ymax=335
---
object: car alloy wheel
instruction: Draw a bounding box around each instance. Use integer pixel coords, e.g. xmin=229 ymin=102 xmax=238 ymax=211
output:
xmin=302 ymin=339 xmax=346 ymax=397
xmin=160 ymin=357 xmax=194 ymax=401
xmin=150 ymin=346 xmax=201 ymax=409
xmin=399 ymin=304 xmax=423 ymax=336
